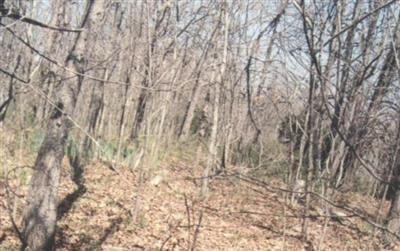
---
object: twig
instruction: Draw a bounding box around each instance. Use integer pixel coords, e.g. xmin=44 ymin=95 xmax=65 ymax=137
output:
xmin=159 ymin=235 xmax=172 ymax=251
xmin=231 ymin=171 xmax=400 ymax=240
xmin=4 ymin=167 xmax=26 ymax=246
xmin=190 ymin=210 xmax=203 ymax=251
xmin=184 ymin=194 xmax=192 ymax=250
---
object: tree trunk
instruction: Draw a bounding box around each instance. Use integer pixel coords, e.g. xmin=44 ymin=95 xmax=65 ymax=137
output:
xmin=130 ymin=2 xmax=168 ymax=141
xmin=388 ymin=170 xmax=400 ymax=238
xmin=35 ymin=0 xmax=66 ymax=122
xmin=178 ymin=72 xmax=202 ymax=140
xmin=81 ymin=68 xmax=107 ymax=157
xmin=386 ymin=112 xmax=400 ymax=237
xmin=131 ymin=86 xmax=148 ymax=140
xmin=0 ymin=55 xmax=20 ymax=123
xmin=202 ymin=2 xmax=228 ymax=195
xmin=22 ymin=1 xmax=104 ymax=250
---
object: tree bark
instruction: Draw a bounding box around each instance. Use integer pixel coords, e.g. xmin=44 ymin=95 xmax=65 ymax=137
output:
xmin=35 ymin=0 xmax=66 ymax=122
xmin=202 ymin=2 xmax=228 ymax=195
xmin=22 ymin=1 xmax=104 ymax=250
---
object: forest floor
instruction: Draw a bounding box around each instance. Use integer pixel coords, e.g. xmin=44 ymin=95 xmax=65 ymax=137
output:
xmin=1 ymin=129 xmax=400 ymax=250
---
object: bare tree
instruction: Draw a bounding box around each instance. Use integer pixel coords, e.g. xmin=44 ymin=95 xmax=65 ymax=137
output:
xmin=21 ymin=1 xmax=105 ymax=250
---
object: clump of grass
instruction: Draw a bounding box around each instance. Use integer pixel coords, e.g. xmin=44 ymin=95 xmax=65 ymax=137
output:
xmin=29 ymin=128 xmax=46 ymax=152
xmin=99 ymin=139 xmax=118 ymax=160
xmin=353 ymin=174 xmax=373 ymax=195
xmin=66 ymin=135 xmax=78 ymax=161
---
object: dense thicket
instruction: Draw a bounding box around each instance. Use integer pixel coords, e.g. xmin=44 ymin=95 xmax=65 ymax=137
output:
xmin=1 ymin=0 xmax=400 ymax=249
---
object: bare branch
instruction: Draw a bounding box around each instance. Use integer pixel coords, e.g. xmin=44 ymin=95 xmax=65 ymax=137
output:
xmin=323 ymin=0 xmax=397 ymax=46
xmin=0 ymin=7 xmax=82 ymax=32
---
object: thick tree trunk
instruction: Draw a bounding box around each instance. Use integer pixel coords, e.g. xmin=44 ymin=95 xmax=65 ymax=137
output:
xmin=22 ymin=105 xmax=68 ymax=250
xmin=22 ymin=1 xmax=104 ymax=250
xmin=388 ymin=173 xmax=400 ymax=237
xmin=386 ymin=113 xmax=400 ymax=237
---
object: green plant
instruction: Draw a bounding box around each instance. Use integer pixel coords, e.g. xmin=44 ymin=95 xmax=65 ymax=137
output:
xmin=29 ymin=128 xmax=45 ymax=152
xmin=66 ymin=135 xmax=78 ymax=161
xmin=353 ymin=174 xmax=372 ymax=195
xmin=99 ymin=139 xmax=118 ymax=160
